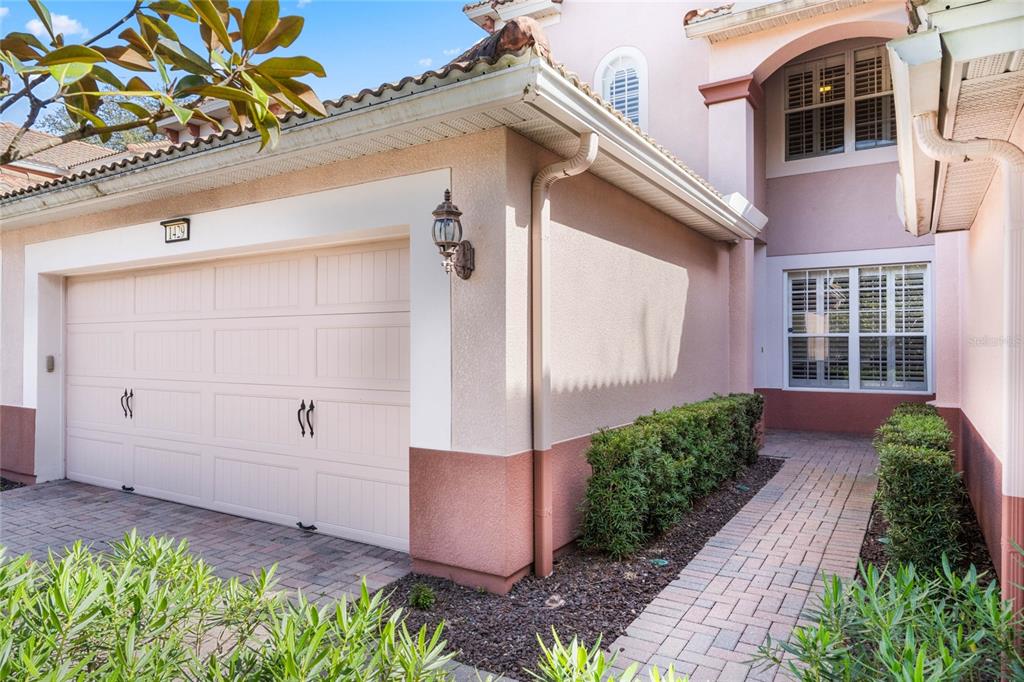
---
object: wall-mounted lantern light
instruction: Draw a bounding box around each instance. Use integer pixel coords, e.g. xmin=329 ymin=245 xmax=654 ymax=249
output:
xmin=431 ymin=189 xmax=474 ymax=279
xmin=161 ymin=217 xmax=190 ymax=243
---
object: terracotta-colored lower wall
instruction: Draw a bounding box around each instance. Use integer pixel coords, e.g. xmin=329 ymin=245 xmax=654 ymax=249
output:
xmin=409 ymin=447 xmax=534 ymax=594
xmin=0 ymin=405 xmax=36 ymax=484
xmin=757 ymin=388 xmax=934 ymax=435
xmin=410 ymin=437 xmax=593 ymax=593
xmin=547 ymin=435 xmax=593 ymax=553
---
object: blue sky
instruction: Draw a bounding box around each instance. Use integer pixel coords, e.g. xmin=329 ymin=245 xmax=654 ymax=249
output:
xmin=0 ymin=0 xmax=487 ymax=125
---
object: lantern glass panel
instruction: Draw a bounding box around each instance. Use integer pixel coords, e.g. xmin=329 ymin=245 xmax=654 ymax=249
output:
xmin=433 ymin=216 xmax=461 ymax=246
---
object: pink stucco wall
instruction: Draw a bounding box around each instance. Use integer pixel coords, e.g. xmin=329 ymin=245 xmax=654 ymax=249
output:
xmin=764 ymin=162 xmax=933 ymax=256
xmin=541 ymin=1 xmax=711 ymax=179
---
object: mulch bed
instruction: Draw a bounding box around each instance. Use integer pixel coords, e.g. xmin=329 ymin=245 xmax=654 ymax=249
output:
xmin=859 ymin=499 xmax=997 ymax=582
xmin=386 ymin=456 xmax=785 ymax=676
xmin=0 ymin=477 xmax=24 ymax=492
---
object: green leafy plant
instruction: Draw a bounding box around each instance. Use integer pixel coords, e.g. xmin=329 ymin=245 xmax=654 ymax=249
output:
xmin=0 ymin=531 xmax=454 ymax=680
xmin=755 ymin=557 xmax=1024 ymax=681
xmin=578 ymin=393 xmax=764 ymax=558
xmin=409 ymin=582 xmax=436 ymax=611
xmin=529 ymin=630 xmax=685 ymax=682
xmin=874 ymin=403 xmax=964 ymax=568
xmin=0 ymin=0 xmax=328 ymax=163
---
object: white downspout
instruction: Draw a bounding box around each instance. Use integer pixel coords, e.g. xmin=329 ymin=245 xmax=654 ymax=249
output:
xmin=530 ymin=131 xmax=599 ymax=578
xmin=913 ymin=111 xmax=1024 ymax=585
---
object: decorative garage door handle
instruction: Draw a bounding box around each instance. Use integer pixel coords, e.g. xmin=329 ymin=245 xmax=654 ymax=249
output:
xmin=120 ymin=389 xmax=128 ymax=418
xmin=127 ymin=389 xmax=134 ymax=419
xmin=297 ymin=400 xmax=306 ymax=437
xmin=305 ymin=400 xmax=315 ymax=438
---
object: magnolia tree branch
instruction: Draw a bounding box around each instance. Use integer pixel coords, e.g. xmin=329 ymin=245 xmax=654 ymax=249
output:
xmin=0 ymin=1 xmax=143 ymax=115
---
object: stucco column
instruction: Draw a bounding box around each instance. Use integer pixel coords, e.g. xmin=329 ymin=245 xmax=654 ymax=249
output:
xmin=701 ymin=76 xmax=762 ymax=393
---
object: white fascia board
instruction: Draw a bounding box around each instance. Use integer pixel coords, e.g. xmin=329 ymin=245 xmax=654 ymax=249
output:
xmin=524 ymin=62 xmax=764 ymax=240
xmin=888 ymin=30 xmax=943 ymax=236
xmin=0 ymin=63 xmax=533 ymax=229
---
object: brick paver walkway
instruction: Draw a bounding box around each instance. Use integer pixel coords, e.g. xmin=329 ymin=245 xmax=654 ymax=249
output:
xmin=0 ymin=481 xmax=410 ymax=600
xmin=610 ymin=430 xmax=877 ymax=682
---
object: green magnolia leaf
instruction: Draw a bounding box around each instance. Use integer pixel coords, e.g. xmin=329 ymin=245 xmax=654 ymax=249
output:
xmin=253 ymin=56 xmax=324 ymax=79
xmin=138 ymin=13 xmax=180 ymax=42
xmin=126 ymin=75 xmax=154 ymax=92
xmin=27 ymin=0 xmax=54 ymax=40
xmin=36 ymin=45 xmax=106 ymax=66
xmin=147 ymin=0 xmax=199 ymax=21
xmin=172 ymin=74 xmax=207 ymax=97
xmin=189 ymin=0 xmax=233 ymax=52
xmin=118 ymin=28 xmax=153 ymax=55
xmin=165 ymin=98 xmax=194 ymax=125
xmin=254 ymin=15 xmax=303 ymax=54
xmin=48 ymin=62 xmax=92 ymax=85
xmin=155 ymin=37 xmax=216 ymax=76
xmin=64 ymin=103 xmax=105 ymax=129
xmin=90 ymin=65 xmax=126 ymax=90
xmin=117 ymin=101 xmax=154 ymax=119
xmin=242 ymin=0 xmax=278 ymax=51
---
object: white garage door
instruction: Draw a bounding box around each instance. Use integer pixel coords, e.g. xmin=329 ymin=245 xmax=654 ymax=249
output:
xmin=64 ymin=240 xmax=411 ymax=550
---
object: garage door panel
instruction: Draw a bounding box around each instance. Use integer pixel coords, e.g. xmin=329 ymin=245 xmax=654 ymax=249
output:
xmin=213 ymin=453 xmax=300 ymax=521
xmin=315 ymin=244 xmax=409 ymax=308
xmin=131 ymin=442 xmax=202 ymax=504
xmin=66 ymin=431 xmax=127 ymax=488
xmin=214 ymin=327 xmax=301 ymax=379
xmin=135 ymin=269 xmax=204 ymax=316
xmin=214 ymin=393 xmax=305 ymax=448
xmin=134 ymin=329 xmax=203 ymax=376
xmin=215 ymin=257 xmax=301 ymax=313
xmin=313 ymin=400 xmax=409 ymax=471
xmin=66 ymin=275 xmax=134 ymax=323
xmin=315 ymin=324 xmax=409 ymax=386
xmin=67 ymin=382 xmax=133 ymax=430
xmin=67 ymin=329 xmax=131 ymax=377
xmin=131 ymin=387 xmax=202 ymax=437
xmin=314 ymin=472 xmax=409 ymax=551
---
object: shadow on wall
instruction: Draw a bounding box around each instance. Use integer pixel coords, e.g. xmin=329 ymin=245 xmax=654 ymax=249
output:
xmin=550 ymin=229 xmax=689 ymax=393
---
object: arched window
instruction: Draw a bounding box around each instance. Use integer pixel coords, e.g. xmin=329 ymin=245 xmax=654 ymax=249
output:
xmin=595 ymin=47 xmax=648 ymax=129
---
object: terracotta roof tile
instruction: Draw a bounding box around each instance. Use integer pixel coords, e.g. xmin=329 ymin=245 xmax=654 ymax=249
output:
xmin=684 ymin=3 xmax=735 ymax=26
xmin=0 ymin=123 xmax=115 ymax=169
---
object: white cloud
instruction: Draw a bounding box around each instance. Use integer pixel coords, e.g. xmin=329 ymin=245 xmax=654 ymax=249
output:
xmin=0 ymin=8 xmax=9 ymax=19
xmin=27 ymin=13 xmax=89 ymax=39
xmin=418 ymin=57 xmax=433 ymax=68
xmin=442 ymin=48 xmax=461 ymax=57
xmin=297 ymin=0 xmax=312 ymax=6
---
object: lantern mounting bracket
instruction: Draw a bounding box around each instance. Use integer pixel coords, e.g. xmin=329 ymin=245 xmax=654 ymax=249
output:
xmin=452 ymin=241 xmax=474 ymax=280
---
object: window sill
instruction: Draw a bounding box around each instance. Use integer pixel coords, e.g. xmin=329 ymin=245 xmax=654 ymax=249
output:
xmin=782 ymin=386 xmax=933 ymax=396
xmin=767 ymin=145 xmax=897 ymax=179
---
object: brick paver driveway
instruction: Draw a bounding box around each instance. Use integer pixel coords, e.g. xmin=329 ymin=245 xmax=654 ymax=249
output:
xmin=611 ymin=430 xmax=877 ymax=682
xmin=0 ymin=481 xmax=410 ymax=600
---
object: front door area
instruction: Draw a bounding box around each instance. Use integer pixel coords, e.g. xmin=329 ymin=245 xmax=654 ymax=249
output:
xmin=64 ymin=240 xmax=411 ymax=550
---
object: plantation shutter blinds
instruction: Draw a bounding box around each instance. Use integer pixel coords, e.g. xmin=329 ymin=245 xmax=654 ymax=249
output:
xmin=787 ymin=269 xmax=850 ymax=388
xmin=783 ymin=45 xmax=896 ymax=161
xmin=853 ymin=46 xmax=897 ymax=150
xmin=787 ymin=264 xmax=928 ymax=391
xmin=602 ymin=56 xmax=641 ymax=126
xmin=784 ymin=55 xmax=845 ymax=160
xmin=858 ymin=264 xmax=927 ymax=390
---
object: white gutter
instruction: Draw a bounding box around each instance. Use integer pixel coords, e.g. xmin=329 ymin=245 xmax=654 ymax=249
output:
xmin=531 ymin=131 xmax=598 ymax=579
xmin=914 ymin=110 xmax=1024 ymax=505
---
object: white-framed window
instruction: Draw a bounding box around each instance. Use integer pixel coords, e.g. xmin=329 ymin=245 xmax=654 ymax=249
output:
xmin=783 ymin=44 xmax=896 ymax=162
xmin=595 ymin=47 xmax=648 ymax=129
xmin=786 ymin=263 xmax=929 ymax=392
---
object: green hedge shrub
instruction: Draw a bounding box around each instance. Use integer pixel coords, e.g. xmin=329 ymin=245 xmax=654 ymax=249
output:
xmin=579 ymin=393 xmax=764 ymax=558
xmin=874 ymin=403 xmax=964 ymax=568
xmin=756 ymin=558 xmax=1023 ymax=681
